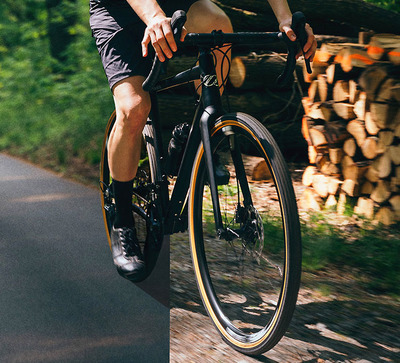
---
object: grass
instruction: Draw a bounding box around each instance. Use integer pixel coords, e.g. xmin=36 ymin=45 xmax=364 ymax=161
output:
xmin=202 ymin=194 xmax=400 ymax=296
xmin=301 ymin=211 xmax=400 ymax=295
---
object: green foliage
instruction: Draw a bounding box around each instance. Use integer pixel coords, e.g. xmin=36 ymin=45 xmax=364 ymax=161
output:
xmin=302 ymin=214 xmax=400 ymax=295
xmin=46 ymin=0 xmax=78 ymax=61
xmin=364 ymin=0 xmax=400 ymax=12
xmin=0 ymin=0 xmax=113 ymax=171
xmin=0 ymin=1 xmax=48 ymax=56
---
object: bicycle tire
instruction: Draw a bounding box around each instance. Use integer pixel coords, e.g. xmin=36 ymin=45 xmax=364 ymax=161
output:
xmin=100 ymin=111 xmax=163 ymax=281
xmin=188 ymin=112 xmax=302 ymax=355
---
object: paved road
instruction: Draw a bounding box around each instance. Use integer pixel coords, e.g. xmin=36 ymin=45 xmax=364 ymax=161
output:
xmin=0 ymin=153 xmax=169 ymax=363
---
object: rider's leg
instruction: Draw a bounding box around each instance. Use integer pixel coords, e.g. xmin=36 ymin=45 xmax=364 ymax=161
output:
xmin=108 ymin=76 xmax=150 ymax=229
xmin=106 ymin=76 xmax=150 ymax=278
xmin=109 ymin=75 xmax=150 ymax=183
xmin=186 ymin=0 xmax=233 ymax=92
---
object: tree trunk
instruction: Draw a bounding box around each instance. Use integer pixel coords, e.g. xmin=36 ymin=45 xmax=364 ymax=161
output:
xmin=317 ymin=75 xmax=333 ymax=102
xmin=213 ymin=0 xmax=400 ymax=35
xmin=228 ymin=54 xmax=302 ymax=90
xmin=365 ymin=111 xmax=380 ymax=135
xmin=46 ymin=0 xmax=77 ymax=62
xmin=342 ymin=179 xmax=360 ymax=197
xmin=361 ymin=136 xmax=380 ymax=160
xmin=299 ymin=188 xmax=322 ymax=211
xmin=388 ymin=47 xmax=400 ymax=65
xmin=302 ymin=165 xmax=317 ymax=186
xmin=375 ymin=206 xmax=395 ymax=225
xmin=368 ymin=34 xmax=400 ymax=60
xmin=335 ymin=47 xmax=374 ymax=72
xmin=346 ymin=119 xmax=366 ymax=147
xmin=371 ymin=180 xmax=391 ymax=203
xmin=354 ymin=197 xmax=374 ymax=219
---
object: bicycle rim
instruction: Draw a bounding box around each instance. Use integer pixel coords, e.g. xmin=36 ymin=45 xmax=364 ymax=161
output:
xmin=188 ymin=113 xmax=301 ymax=355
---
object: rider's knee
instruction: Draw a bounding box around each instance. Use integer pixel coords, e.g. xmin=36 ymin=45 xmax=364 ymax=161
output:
xmin=187 ymin=1 xmax=233 ymax=33
xmin=213 ymin=11 xmax=233 ymax=33
xmin=117 ymin=94 xmax=151 ymax=132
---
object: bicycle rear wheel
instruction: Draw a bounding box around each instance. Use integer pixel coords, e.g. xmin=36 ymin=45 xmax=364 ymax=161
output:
xmin=100 ymin=111 xmax=163 ymax=281
xmin=189 ymin=112 xmax=301 ymax=355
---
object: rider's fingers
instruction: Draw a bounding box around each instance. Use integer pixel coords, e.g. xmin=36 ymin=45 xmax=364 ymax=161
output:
xmin=305 ymin=39 xmax=317 ymax=61
xmin=161 ymin=21 xmax=177 ymax=52
xmin=302 ymin=24 xmax=315 ymax=53
xmin=141 ymin=30 xmax=151 ymax=58
xmin=281 ymin=25 xmax=296 ymax=41
xmin=306 ymin=39 xmax=318 ymax=61
xmin=153 ymin=28 xmax=172 ymax=61
xmin=303 ymin=24 xmax=317 ymax=61
xmin=180 ymin=26 xmax=187 ymax=42
xmin=149 ymin=31 xmax=166 ymax=62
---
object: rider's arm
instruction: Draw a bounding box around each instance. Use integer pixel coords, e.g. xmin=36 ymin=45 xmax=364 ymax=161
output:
xmin=267 ymin=0 xmax=317 ymax=61
xmin=126 ymin=0 xmax=183 ymax=62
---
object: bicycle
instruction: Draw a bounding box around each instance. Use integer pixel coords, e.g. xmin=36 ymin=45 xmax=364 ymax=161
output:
xmin=100 ymin=10 xmax=310 ymax=356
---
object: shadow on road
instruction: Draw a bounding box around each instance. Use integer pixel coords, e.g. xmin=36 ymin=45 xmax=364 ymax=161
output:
xmin=170 ymin=233 xmax=400 ymax=362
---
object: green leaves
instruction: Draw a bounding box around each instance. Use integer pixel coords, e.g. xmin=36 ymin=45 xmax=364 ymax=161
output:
xmin=0 ymin=1 xmax=112 ymax=171
xmin=365 ymin=0 xmax=400 ymax=12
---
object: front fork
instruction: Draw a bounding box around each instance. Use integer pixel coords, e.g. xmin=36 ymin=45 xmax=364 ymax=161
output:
xmin=201 ymin=115 xmax=254 ymax=241
xmin=199 ymin=105 xmax=224 ymax=237
xmin=199 ymin=49 xmax=254 ymax=240
xmin=198 ymin=49 xmax=225 ymax=237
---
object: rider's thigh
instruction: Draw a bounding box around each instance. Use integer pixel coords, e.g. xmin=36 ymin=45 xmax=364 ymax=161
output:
xmin=186 ymin=0 xmax=233 ymax=33
xmin=112 ymin=75 xmax=151 ymax=132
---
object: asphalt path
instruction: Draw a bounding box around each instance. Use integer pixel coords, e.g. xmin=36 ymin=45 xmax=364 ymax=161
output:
xmin=0 ymin=153 xmax=169 ymax=363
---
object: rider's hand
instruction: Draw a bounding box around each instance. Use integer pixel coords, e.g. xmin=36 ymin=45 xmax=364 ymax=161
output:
xmin=141 ymin=14 xmax=187 ymax=62
xmin=279 ymin=19 xmax=317 ymax=62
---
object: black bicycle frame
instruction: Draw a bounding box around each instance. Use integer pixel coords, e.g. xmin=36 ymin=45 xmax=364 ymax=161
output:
xmin=148 ymin=47 xmax=229 ymax=235
xmin=145 ymin=28 xmax=307 ymax=236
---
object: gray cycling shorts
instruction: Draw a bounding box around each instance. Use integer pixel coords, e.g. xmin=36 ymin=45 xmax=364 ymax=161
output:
xmin=90 ymin=0 xmax=197 ymax=90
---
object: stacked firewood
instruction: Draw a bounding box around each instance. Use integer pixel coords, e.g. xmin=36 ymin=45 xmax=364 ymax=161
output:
xmin=300 ymin=33 xmax=400 ymax=225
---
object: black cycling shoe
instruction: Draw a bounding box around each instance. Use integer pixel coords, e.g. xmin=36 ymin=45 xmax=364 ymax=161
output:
xmin=111 ymin=226 xmax=146 ymax=280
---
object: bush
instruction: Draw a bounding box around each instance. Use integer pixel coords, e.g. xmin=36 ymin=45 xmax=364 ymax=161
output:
xmin=365 ymin=0 xmax=400 ymax=12
xmin=0 ymin=0 xmax=114 ymax=175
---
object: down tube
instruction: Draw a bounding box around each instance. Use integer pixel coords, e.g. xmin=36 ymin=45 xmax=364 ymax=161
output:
xmin=164 ymin=104 xmax=204 ymax=233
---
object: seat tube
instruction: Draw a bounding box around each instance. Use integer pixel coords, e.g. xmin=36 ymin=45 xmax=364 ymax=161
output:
xmin=198 ymin=49 xmax=225 ymax=235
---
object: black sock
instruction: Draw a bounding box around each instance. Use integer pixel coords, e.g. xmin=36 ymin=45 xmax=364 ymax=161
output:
xmin=112 ymin=179 xmax=135 ymax=228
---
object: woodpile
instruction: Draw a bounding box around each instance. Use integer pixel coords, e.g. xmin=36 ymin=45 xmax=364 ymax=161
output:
xmin=300 ymin=33 xmax=400 ymax=225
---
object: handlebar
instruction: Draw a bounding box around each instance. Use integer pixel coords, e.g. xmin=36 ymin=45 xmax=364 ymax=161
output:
xmin=142 ymin=10 xmax=187 ymax=92
xmin=142 ymin=10 xmax=312 ymax=92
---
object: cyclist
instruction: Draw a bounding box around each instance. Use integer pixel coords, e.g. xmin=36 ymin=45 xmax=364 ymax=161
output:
xmin=90 ymin=0 xmax=317 ymax=280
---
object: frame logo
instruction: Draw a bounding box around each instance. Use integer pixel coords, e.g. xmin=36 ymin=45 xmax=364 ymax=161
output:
xmin=202 ymin=74 xmax=218 ymax=87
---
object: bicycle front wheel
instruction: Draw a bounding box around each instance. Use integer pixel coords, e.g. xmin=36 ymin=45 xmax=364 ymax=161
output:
xmin=100 ymin=111 xmax=163 ymax=281
xmin=188 ymin=112 xmax=301 ymax=355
